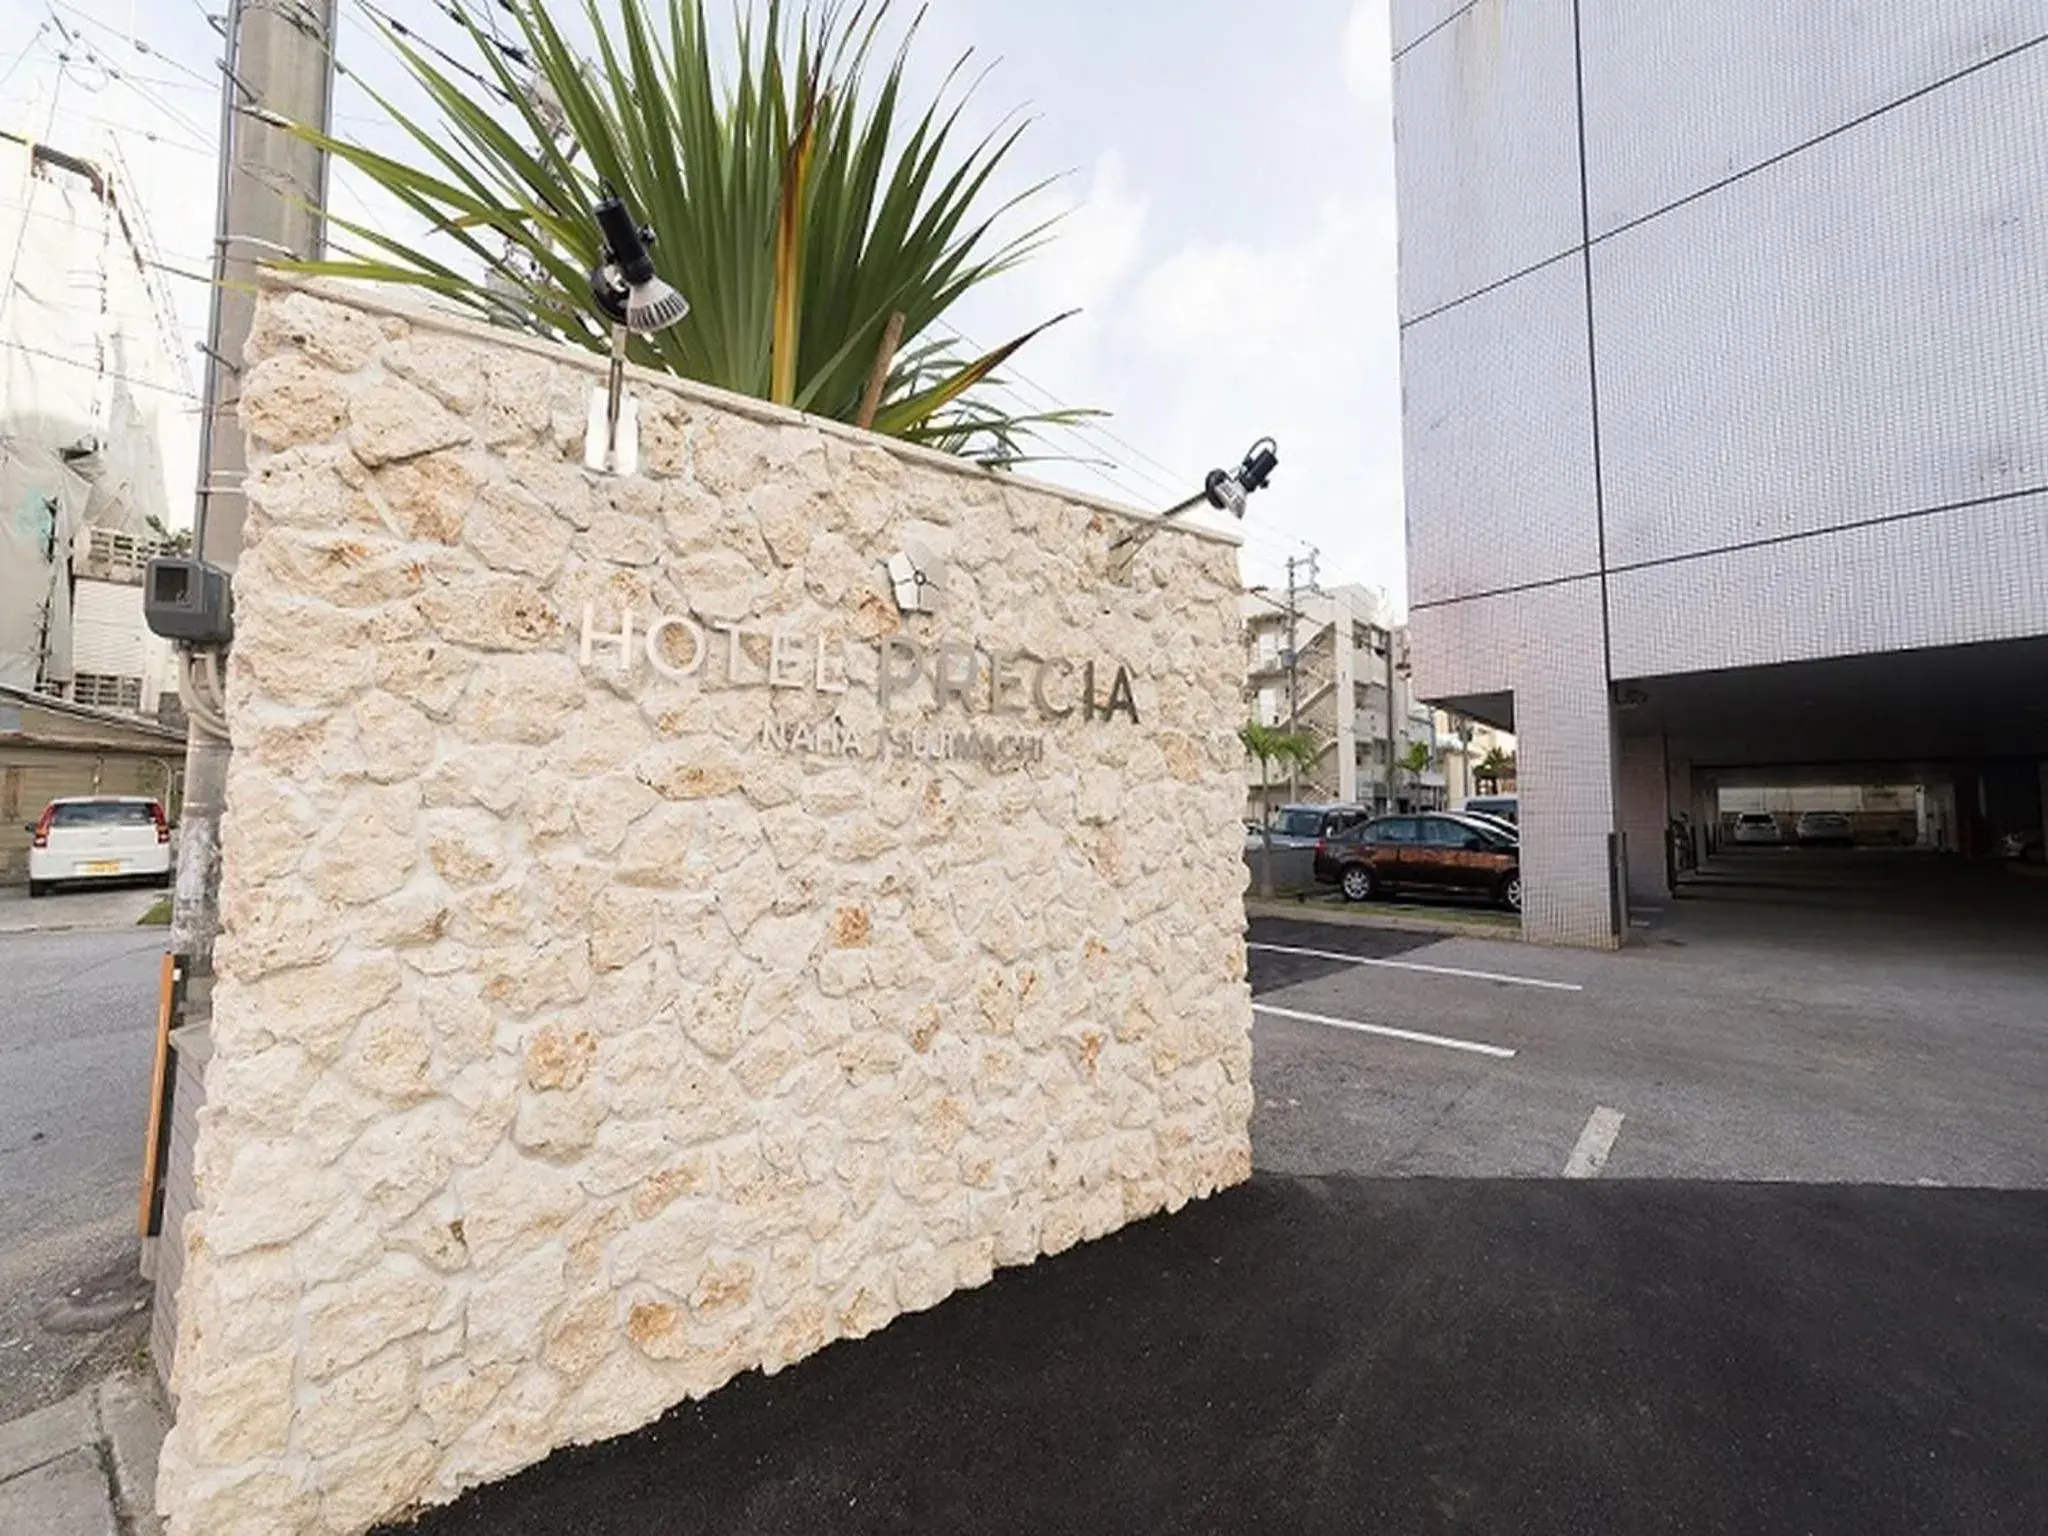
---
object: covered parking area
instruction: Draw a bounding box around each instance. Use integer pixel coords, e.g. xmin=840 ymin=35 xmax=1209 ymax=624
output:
xmin=1608 ymin=634 xmax=2048 ymax=941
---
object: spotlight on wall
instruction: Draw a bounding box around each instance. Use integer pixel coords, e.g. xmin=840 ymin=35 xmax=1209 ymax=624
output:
xmin=589 ymin=193 xmax=690 ymax=335
xmin=1203 ymin=437 xmax=1279 ymax=520
xmin=1109 ymin=435 xmax=1281 ymax=567
xmin=584 ymin=188 xmax=690 ymax=476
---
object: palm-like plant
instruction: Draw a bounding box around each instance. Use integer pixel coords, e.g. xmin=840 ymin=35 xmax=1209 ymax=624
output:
xmin=1395 ymin=738 xmax=1433 ymax=809
xmin=1240 ymin=721 xmax=1320 ymax=900
xmin=1475 ymin=746 xmax=1513 ymax=794
xmin=288 ymin=0 xmax=1090 ymax=462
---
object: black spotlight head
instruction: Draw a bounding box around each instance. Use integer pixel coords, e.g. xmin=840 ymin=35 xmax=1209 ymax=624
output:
xmin=1239 ymin=437 xmax=1279 ymax=495
xmin=593 ymin=191 xmax=657 ymax=286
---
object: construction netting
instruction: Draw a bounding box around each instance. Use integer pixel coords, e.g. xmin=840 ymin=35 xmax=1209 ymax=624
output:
xmin=1 ymin=133 xmax=190 ymax=691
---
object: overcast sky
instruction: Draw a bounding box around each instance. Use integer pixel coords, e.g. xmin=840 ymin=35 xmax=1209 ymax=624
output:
xmin=1 ymin=0 xmax=1404 ymax=603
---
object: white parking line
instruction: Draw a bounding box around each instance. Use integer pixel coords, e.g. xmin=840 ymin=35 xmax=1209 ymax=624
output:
xmin=1251 ymin=1002 xmax=1517 ymax=1060
xmin=1248 ymin=942 xmax=1585 ymax=993
xmin=1562 ymin=1106 xmax=1625 ymax=1177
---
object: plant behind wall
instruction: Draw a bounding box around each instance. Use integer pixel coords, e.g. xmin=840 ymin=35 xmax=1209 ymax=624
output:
xmin=293 ymin=0 xmax=1091 ymax=465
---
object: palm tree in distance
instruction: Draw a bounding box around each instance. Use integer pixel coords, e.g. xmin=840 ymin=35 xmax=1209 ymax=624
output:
xmin=1476 ymin=746 xmax=1514 ymax=795
xmin=1397 ymin=739 xmax=1433 ymax=807
xmin=1240 ymin=721 xmax=1320 ymax=899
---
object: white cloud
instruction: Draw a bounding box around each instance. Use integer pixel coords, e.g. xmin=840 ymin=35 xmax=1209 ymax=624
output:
xmin=1114 ymin=188 xmax=1406 ymax=597
xmin=23 ymin=0 xmax=1417 ymax=602
xmin=1343 ymin=0 xmax=1394 ymax=104
xmin=956 ymin=3 xmax=1412 ymax=602
xmin=1026 ymin=151 xmax=1148 ymax=317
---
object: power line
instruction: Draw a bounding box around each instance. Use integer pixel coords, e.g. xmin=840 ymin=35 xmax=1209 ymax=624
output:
xmin=430 ymin=0 xmax=528 ymax=67
xmin=43 ymin=4 xmax=218 ymax=144
xmin=2 ymin=336 xmax=200 ymax=399
xmin=109 ymin=69 xmax=217 ymax=145
xmin=143 ymin=256 xmax=215 ymax=285
xmin=930 ymin=323 xmax=1191 ymax=504
xmin=0 ymin=64 xmax=65 ymax=337
xmin=940 ymin=318 xmax=1202 ymax=498
xmin=349 ymin=0 xmax=519 ymax=106
xmin=43 ymin=2 xmax=218 ymax=91
xmin=0 ymin=195 xmax=215 ymax=269
xmin=928 ymin=326 xmax=1325 ymax=570
xmin=927 ymin=321 xmax=1324 ymax=565
xmin=472 ymin=0 xmax=515 ymax=53
xmin=0 ymin=22 xmax=51 ymax=94
xmin=931 ymin=365 xmax=1191 ymax=510
xmin=55 ymin=109 xmax=213 ymax=156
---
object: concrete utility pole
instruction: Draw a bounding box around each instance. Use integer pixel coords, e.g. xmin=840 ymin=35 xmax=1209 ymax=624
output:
xmin=172 ymin=0 xmax=339 ymax=982
xmin=1384 ymin=625 xmax=1397 ymax=812
xmin=1282 ymin=551 xmax=1317 ymax=800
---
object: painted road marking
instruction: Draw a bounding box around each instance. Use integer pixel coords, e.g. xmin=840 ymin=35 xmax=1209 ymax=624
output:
xmin=1563 ymin=1106 xmax=1625 ymax=1177
xmin=1251 ymin=1003 xmax=1517 ymax=1060
xmin=1248 ymin=942 xmax=1585 ymax=993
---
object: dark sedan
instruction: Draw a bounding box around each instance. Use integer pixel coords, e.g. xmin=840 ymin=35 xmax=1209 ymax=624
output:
xmin=1313 ymin=812 xmax=1522 ymax=911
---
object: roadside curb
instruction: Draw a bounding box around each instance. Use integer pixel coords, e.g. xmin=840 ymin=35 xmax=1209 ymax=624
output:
xmin=1246 ymin=896 xmax=1523 ymax=942
xmin=0 ymin=1373 xmax=167 ymax=1535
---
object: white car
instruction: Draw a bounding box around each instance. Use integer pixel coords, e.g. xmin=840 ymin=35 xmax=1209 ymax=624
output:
xmin=26 ymin=796 xmax=174 ymax=897
xmin=1730 ymin=811 xmax=1781 ymax=845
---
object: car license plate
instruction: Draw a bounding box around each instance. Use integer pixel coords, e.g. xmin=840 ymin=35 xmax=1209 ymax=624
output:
xmin=82 ymin=861 xmax=124 ymax=876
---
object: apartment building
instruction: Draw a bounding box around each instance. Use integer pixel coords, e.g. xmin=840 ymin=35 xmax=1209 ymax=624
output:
xmin=1242 ymin=582 xmax=1443 ymax=820
xmin=1 ymin=131 xmax=189 ymax=726
xmin=1392 ymin=1 xmax=2048 ymax=944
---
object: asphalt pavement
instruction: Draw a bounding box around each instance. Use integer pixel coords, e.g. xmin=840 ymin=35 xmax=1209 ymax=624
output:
xmin=0 ymin=883 xmax=167 ymax=936
xmin=1247 ymin=903 xmax=2048 ymax=1186
xmin=392 ymin=874 xmax=2048 ymax=1536
xmin=0 ymin=923 xmax=163 ymax=1417
xmin=391 ymin=1176 xmax=2048 ymax=1536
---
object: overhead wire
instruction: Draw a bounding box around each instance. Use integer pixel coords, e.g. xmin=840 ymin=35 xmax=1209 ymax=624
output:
xmin=56 ymin=108 xmax=213 ymax=156
xmin=428 ymin=0 xmax=528 ymax=67
xmin=0 ymin=53 xmax=66 ymax=336
xmin=928 ymin=315 xmax=1328 ymax=565
xmin=43 ymin=2 xmax=218 ymax=91
xmin=43 ymin=4 xmax=218 ymax=144
xmin=0 ymin=22 xmax=51 ymax=94
xmin=107 ymin=69 xmax=217 ymax=145
xmin=939 ymin=317 xmax=1203 ymax=496
xmin=349 ymin=0 xmax=520 ymax=106
xmin=2 ymin=336 xmax=200 ymax=399
xmin=0 ymin=194 xmax=217 ymax=269
xmin=43 ymin=0 xmax=1334 ymax=582
xmin=926 ymin=323 xmax=1323 ymax=570
xmin=931 ymin=328 xmax=1189 ymax=504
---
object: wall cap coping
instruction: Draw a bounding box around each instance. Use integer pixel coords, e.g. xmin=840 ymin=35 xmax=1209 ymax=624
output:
xmin=262 ymin=271 xmax=1245 ymax=549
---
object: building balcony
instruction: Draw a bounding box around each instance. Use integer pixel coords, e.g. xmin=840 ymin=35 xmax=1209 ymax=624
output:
xmin=75 ymin=528 xmax=167 ymax=586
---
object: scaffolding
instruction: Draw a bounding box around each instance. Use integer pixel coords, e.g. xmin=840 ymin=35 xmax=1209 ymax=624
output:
xmin=1 ymin=130 xmax=188 ymax=697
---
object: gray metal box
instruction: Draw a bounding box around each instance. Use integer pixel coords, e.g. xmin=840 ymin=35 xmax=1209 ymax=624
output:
xmin=143 ymin=557 xmax=234 ymax=646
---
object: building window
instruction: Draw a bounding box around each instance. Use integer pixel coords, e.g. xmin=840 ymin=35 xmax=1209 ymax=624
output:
xmin=72 ymin=672 xmax=144 ymax=711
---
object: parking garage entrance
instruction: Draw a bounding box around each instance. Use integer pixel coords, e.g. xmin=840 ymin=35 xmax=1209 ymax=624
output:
xmin=1612 ymin=635 xmax=2048 ymax=941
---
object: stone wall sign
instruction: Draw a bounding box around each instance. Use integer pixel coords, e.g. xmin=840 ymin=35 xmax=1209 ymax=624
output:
xmin=154 ymin=279 xmax=1253 ymax=1535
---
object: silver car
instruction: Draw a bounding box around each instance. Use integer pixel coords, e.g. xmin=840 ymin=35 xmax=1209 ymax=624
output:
xmin=1731 ymin=811 xmax=1780 ymax=845
xmin=1794 ymin=810 xmax=1854 ymax=847
xmin=1262 ymin=803 xmax=1372 ymax=850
